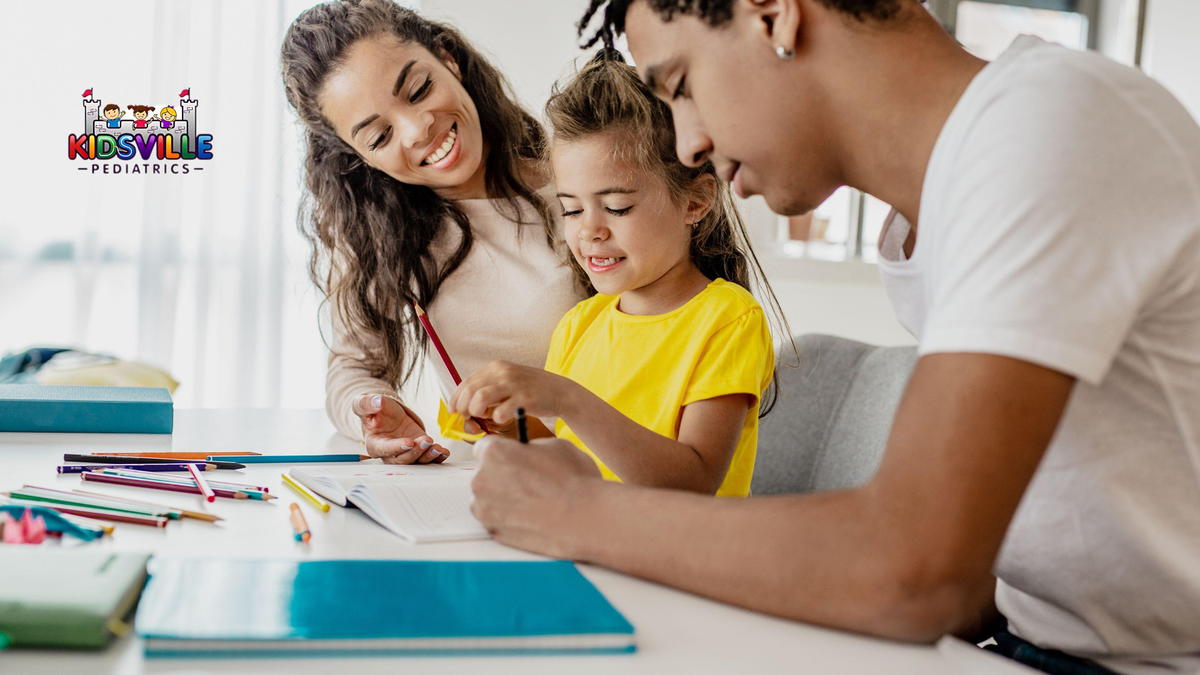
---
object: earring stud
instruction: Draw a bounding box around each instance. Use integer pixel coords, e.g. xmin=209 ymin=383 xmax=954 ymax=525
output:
xmin=775 ymin=45 xmax=795 ymax=60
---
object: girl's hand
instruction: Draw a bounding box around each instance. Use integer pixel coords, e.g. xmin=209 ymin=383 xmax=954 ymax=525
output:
xmin=351 ymin=394 xmax=449 ymax=464
xmin=450 ymin=361 xmax=574 ymax=425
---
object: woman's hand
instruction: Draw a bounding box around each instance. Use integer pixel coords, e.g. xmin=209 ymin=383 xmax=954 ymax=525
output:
xmin=352 ymin=394 xmax=449 ymax=464
xmin=449 ymin=361 xmax=576 ymax=425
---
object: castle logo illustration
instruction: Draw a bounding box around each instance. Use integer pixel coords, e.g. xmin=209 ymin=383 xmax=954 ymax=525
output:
xmin=69 ymin=87 xmax=214 ymax=174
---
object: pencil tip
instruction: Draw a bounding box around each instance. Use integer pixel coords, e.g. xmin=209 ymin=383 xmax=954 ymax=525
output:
xmin=412 ymin=302 xmax=425 ymax=316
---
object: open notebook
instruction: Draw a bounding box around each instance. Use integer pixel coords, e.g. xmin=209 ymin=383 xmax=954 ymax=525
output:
xmin=289 ymin=463 xmax=487 ymax=543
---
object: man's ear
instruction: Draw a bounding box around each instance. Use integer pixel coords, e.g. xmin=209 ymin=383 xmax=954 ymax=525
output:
xmin=741 ymin=0 xmax=803 ymax=57
xmin=686 ymin=173 xmax=718 ymax=224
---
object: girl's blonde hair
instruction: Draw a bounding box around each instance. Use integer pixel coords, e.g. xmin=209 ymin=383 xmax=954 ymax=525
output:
xmin=159 ymin=106 xmax=177 ymax=118
xmin=544 ymin=50 xmax=792 ymax=414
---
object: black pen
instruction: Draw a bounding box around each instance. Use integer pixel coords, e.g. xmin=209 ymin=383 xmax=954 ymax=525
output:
xmin=517 ymin=407 xmax=528 ymax=444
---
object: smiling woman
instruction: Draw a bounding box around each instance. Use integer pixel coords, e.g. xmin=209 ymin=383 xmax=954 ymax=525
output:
xmin=280 ymin=0 xmax=584 ymax=462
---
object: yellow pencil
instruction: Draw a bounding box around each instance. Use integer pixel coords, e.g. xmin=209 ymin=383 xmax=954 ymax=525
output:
xmin=281 ymin=473 xmax=330 ymax=512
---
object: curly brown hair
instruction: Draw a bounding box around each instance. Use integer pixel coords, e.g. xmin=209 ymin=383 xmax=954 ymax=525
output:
xmin=280 ymin=0 xmax=558 ymax=389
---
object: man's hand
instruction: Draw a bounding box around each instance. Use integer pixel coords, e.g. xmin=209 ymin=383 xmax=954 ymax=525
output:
xmin=352 ymin=394 xmax=449 ymax=464
xmin=470 ymin=435 xmax=602 ymax=557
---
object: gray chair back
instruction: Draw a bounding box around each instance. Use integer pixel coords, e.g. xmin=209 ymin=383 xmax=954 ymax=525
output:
xmin=752 ymin=334 xmax=917 ymax=495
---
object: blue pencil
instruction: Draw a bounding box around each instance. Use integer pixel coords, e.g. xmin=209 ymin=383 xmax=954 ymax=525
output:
xmin=207 ymin=454 xmax=368 ymax=463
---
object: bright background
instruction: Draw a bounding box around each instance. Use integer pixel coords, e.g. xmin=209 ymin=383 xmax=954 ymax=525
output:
xmin=0 ymin=0 xmax=1196 ymax=413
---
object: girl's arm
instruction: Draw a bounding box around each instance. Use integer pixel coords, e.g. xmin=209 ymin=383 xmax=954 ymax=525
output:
xmin=561 ymin=386 xmax=754 ymax=494
xmin=450 ymin=361 xmax=753 ymax=494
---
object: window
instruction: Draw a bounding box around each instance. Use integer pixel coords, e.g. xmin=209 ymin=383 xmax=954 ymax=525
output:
xmin=772 ymin=0 xmax=1100 ymax=265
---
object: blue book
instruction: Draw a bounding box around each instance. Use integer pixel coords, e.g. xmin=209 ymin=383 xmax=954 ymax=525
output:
xmin=135 ymin=558 xmax=636 ymax=657
xmin=0 ymin=384 xmax=172 ymax=434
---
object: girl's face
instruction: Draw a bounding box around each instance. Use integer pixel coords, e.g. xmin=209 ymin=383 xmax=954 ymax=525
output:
xmin=319 ymin=34 xmax=487 ymax=200
xmin=553 ymin=133 xmax=710 ymax=306
xmin=161 ymin=110 xmax=176 ymax=121
xmin=134 ymin=110 xmax=148 ymax=120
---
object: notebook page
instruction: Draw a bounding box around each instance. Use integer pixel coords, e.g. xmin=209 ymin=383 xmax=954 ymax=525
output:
xmin=348 ymin=483 xmax=489 ymax=543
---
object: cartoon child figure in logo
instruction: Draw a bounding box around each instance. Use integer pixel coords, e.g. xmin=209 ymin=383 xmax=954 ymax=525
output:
xmin=101 ymin=104 xmax=125 ymax=129
xmin=127 ymin=105 xmax=155 ymax=129
xmin=153 ymin=106 xmax=177 ymax=129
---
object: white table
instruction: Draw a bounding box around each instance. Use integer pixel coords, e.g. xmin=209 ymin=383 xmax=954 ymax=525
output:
xmin=1 ymin=410 xmax=1029 ymax=674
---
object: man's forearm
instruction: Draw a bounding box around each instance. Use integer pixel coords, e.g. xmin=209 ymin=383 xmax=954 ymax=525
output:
xmin=563 ymin=479 xmax=991 ymax=641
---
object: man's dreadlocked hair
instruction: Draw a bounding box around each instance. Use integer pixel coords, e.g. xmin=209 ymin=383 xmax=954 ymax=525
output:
xmin=579 ymin=0 xmax=904 ymax=49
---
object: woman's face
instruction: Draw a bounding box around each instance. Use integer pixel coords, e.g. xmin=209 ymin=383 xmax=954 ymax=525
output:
xmin=319 ymin=34 xmax=487 ymax=200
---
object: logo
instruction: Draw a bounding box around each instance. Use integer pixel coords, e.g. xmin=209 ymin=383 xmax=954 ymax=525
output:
xmin=69 ymin=87 xmax=214 ymax=175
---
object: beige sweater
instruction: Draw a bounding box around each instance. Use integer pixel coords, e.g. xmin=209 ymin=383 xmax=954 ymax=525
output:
xmin=325 ymin=190 xmax=583 ymax=440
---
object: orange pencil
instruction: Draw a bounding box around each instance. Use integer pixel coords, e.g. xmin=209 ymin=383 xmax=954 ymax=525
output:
xmin=289 ymin=503 xmax=311 ymax=543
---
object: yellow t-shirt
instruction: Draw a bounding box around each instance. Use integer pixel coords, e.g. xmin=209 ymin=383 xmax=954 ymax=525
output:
xmin=544 ymin=278 xmax=774 ymax=497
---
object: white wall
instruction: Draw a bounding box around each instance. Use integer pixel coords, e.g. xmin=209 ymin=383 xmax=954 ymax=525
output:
xmin=1141 ymin=0 xmax=1200 ymax=120
xmin=418 ymin=0 xmax=592 ymax=116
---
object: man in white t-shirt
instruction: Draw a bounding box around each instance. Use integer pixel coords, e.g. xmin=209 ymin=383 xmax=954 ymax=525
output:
xmin=467 ymin=1 xmax=1200 ymax=672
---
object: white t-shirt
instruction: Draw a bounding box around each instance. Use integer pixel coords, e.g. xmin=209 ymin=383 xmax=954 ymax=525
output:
xmin=877 ymin=36 xmax=1200 ymax=674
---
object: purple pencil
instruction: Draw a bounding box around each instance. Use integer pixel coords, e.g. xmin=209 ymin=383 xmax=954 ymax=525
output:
xmin=57 ymin=463 xmax=216 ymax=474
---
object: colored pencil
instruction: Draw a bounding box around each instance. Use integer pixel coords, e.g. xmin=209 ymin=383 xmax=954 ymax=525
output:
xmin=412 ymin=302 xmax=492 ymax=434
xmin=188 ymin=463 xmax=215 ymax=503
xmin=9 ymin=487 xmax=179 ymax=519
xmin=58 ymin=463 xmax=216 ymax=474
xmin=81 ymin=472 xmax=259 ymax=500
xmin=2 ymin=496 xmax=168 ymax=527
xmin=90 ymin=469 xmax=273 ymax=498
xmin=63 ymin=454 xmax=246 ymax=470
xmin=281 ymin=473 xmax=330 ymax=512
xmin=92 ymin=468 xmax=270 ymax=492
xmin=210 ymin=454 xmax=367 ymax=464
xmin=97 ymin=451 xmax=262 ymax=459
xmin=72 ymin=489 xmax=223 ymax=523
xmin=289 ymin=503 xmax=311 ymax=543
xmin=55 ymin=511 xmax=115 ymax=536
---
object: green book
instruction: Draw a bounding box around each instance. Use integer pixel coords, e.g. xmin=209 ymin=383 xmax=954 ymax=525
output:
xmin=0 ymin=549 xmax=150 ymax=649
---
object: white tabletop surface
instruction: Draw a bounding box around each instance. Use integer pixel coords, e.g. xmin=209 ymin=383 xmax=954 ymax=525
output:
xmin=0 ymin=409 xmax=1030 ymax=674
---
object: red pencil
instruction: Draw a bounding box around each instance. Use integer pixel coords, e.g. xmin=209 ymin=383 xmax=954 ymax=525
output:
xmin=413 ymin=303 xmax=491 ymax=434
xmin=188 ymin=463 xmax=216 ymax=503
xmin=81 ymin=472 xmax=254 ymax=500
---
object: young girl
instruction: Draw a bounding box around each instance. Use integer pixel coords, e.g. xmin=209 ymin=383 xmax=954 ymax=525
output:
xmin=449 ymin=52 xmax=784 ymax=497
xmin=128 ymin=105 xmax=154 ymax=129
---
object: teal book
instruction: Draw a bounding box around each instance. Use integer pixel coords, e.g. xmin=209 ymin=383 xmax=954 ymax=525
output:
xmin=135 ymin=558 xmax=636 ymax=657
xmin=0 ymin=384 xmax=173 ymax=434
xmin=0 ymin=549 xmax=151 ymax=649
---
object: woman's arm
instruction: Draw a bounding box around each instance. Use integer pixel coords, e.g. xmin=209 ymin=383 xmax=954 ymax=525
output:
xmin=326 ymin=307 xmax=448 ymax=463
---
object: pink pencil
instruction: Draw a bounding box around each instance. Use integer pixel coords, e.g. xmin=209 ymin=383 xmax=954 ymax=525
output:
xmin=80 ymin=472 xmax=268 ymax=500
xmin=188 ymin=463 xmax=215 ymax=503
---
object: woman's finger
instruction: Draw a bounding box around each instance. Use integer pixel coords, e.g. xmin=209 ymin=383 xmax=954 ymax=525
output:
xmin=351 ymin=393 xmax=384 ymax=419
xmin=365 ymin=435 xmax=423 ymax=461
